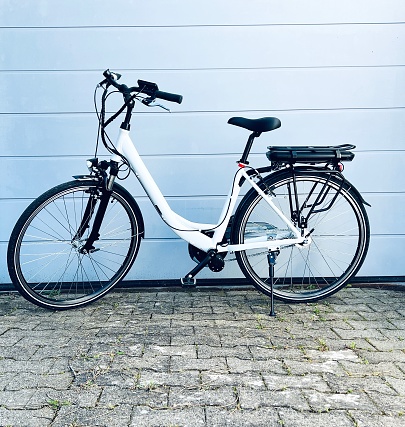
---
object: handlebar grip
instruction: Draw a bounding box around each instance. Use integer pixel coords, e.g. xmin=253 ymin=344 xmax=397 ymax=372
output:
xmin=155 ymin=90 xmax=183 ymax=104
xmin=103 ymin=69 xmax=122 ymax=81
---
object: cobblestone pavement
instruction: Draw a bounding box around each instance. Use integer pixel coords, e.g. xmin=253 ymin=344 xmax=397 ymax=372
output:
xmin=0 ymin=286 xmax=404 ymax=427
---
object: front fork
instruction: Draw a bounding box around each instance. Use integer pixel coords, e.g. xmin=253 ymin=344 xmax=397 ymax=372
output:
xmin=76 ymin=161 xmax=119 ymax=254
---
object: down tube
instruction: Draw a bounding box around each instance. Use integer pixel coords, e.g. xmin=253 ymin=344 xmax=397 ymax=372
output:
xmin=113 ymin=129 xmax=214 ymax=250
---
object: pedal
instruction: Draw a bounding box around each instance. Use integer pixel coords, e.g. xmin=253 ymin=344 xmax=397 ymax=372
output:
xmin=181 ymin=249 xmax=216 ymax=288
xmin=180 ymin=276 xmax=197 ymax=288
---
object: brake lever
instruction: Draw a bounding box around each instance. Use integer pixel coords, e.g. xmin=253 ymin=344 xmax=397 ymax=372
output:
xmin=142 ymin=98 xmax=171 ymax=112
xmin=97 ymin=79 xmax=108 ymax=88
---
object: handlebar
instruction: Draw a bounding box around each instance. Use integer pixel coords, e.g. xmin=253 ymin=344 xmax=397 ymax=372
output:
xmin=101 ymin=69 xmax=183 ymax=104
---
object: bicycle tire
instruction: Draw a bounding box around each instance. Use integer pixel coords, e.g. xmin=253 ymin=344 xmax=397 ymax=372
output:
xmin=232 ymin=170 xmax=370 ymax=302
xmin=7 ymin=180 xmax=143 ymax=310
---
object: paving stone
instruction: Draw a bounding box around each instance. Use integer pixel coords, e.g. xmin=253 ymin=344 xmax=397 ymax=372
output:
xmin=169 ymin=386 xmax=236 ymax=408
xmin=11 ymin=330 xmax=74 ymax=346
xmin=324 ymin=372 xmax=398 ymax=395
xmin=366 ymin=390 xmax=405 ymax=415
xmin=0 ymin=344 xmax=39 ymax=360
xmin=396 ymin=362 xmax=405 ymax=374
xmin=283 ymin=359 xmax=346 ymax=376
xmin=171 ymin=332 xmax=222 ymax=346
xmin=111 ymin=355 xmax=171 ymax=372
xmin=385 ymin=375 xmax=405 ymax=395
xmin=270 ymin=336 xmax=327 ymax=351
xmin=28 ymin=386 xmax=102 ymax=409
xmin=220 ymin=335 xmax=272 ymax=347
xmin=193 ymin=312 xmax=232 ymax=321
xmin=239 ymin=388 xmax=310 ymax=411
xmin=97 ymin=331 xmax=171 ymax=345
xmin=332 ymin=304 xmax=375 ymax=314
xmin=331 ymin=328 xmax=386 ymax=340
xmin=378 ymin=328 xmax=405 ymax=340
xmin=356 ymin=348 xmax=405 ymax=363
xmin=227 ymin=357 xmax=285 ymax=374
xmin=0 ymin=330 xmax=25 ymax=346
xmin=0 ymin=372 xmax=17 ymax=390
xmin=143 ymin=344 xmax=197 ymax=358
xmin=332 ymin=337 xmax=377 ymax=351
xmin=206 ymin=407 xmax=280 ymax=426
xmin=197 ymin=344 xmax=252 ymax=359
xmin=171 ymin=318 xmax=216 ymax=328
xmin=139 ymin=369 xmax=201 ymax=389
xmin=346 ymin=320 xmax=398 ymax=330
xmin=0 ymin=358 xmax=57 ymax=374
xmin=261 ymin=373 xmax=331 ymax=392
xmin=80 ymin=370 xmax=139 ymax=388
xmin=339 ymin=360 xmax=405 ymax=378
xmin=356 ymin=310 xmax=404 ymax=321
xmin=201 ymin=372 xmax=266 ymax=389
xmin=31 ymin=344 xmax=90 ymax=360
xmin=249 ymin=346 xmax=303 ymax=361
xmin=5 ymin=372 xmax=72 ymax=391
xmin=278 ymin=408 xmax=355 ymax=427
xmin=130 ymin=406 xmax=206 ymax=426
xmin=171 ymin=355 xmax=228 ymax=373
xmin=0 ymin=389 xmax=38 ymax=409
xmin=99 ymin=385 xmax=169 ymax=408
xmin=349 ymin=411 xmax=405 ymax=427
xmin=52 ymin=404 xmax=132 ymax=427
xmin=0 ymin=407 xmax=54 ymax=426
xmin=366 ymin=338 xmax=405 ymax=351
xmin=389 ymin=319 xmax=405 ymax=329
xmin=304 ymin=390 xmax=377 ymax=412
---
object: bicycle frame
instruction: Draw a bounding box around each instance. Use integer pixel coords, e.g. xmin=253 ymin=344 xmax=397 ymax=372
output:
xmin=110 ymin=128 xmax=306 ymax=253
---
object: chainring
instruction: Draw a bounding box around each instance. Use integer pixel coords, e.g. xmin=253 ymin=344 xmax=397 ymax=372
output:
xmin=188 ymin=244 xmax=226 ymax=272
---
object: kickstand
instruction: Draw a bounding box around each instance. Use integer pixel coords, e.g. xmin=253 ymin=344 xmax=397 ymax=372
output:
xmin=267 ymin=251 xmax=279 ymax=317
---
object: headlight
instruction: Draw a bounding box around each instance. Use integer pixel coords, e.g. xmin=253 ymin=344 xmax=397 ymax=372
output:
xmin=86 ymin=158 xmax=98 ymax=172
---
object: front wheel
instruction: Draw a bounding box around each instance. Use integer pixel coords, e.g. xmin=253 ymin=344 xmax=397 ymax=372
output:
xmin=232 ymin=171 xmax=370 ymax=303
xmin=7 ymin=180 xmax=143 ymax=310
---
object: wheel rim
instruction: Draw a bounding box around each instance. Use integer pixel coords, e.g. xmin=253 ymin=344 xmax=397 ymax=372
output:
xmin=13 ymin=184 xmax=139 ymax=307
xmin=237 ymin=174 xmax=368 ymax=301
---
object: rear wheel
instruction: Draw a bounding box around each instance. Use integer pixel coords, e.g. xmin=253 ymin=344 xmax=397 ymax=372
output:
xmin=232 ymin=171 xmax=370 ymax=302
xmin=7 ymin=180 xmax=143 ymax=310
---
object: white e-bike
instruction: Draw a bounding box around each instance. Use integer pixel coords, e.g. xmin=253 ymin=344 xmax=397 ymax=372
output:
xmin=7 ymin=70 xmax=370 ymax=311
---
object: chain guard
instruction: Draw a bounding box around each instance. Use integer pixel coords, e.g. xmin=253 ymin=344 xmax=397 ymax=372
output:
xmin=188 ymin=244 xmax=226 ymax=272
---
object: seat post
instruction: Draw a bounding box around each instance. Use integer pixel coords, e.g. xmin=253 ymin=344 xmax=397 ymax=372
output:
xmin=239 ymin=131 xmax=261 ymax=165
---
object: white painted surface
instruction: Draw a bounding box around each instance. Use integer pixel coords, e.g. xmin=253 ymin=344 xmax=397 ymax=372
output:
xmin=1 ymin=0 xmax=404 ymax=284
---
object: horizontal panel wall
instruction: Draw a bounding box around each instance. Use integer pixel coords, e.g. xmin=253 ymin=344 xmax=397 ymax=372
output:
xmin=1 ymin=192 xmax=403 ymax=241
xmin=0 ymin=235 xmax=404 ymax=284
xmin=1 ymin=0 xmax=405 ymax=26
xmin=2 ymin=25 xmax=405 ymax=70
xmin=1 ymin=1 xmax=404 ymax=286
xmin=2 ymin=108 xmax=405 ymax=157
xmin=2 ymin=152 xmax=405 ymax=202
xmin=2 ymin=67 xmax=405 ymax=113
